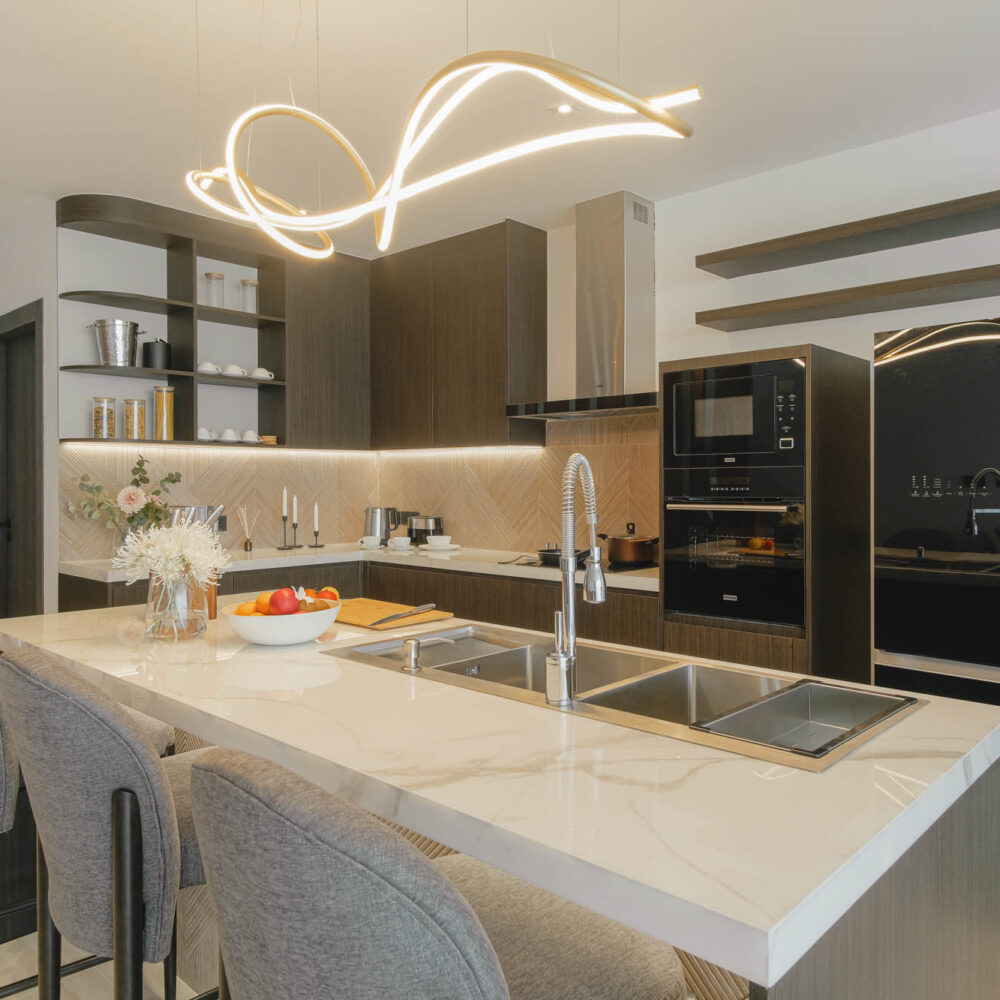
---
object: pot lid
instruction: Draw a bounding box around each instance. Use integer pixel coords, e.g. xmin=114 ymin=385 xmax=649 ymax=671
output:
xmin=601 ymin=521 xmax=657 ymax=542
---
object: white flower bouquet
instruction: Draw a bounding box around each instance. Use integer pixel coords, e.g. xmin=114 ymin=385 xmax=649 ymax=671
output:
xmin=114 ymin=523 xmax=231 ymax=639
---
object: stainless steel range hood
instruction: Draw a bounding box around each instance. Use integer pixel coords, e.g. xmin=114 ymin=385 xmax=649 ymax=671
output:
xmin=508 ymin=191 xmax=657 ymax=421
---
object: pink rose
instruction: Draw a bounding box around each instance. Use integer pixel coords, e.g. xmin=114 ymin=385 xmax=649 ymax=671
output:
xmin=116 ymin=486 xmax=147 ymax=515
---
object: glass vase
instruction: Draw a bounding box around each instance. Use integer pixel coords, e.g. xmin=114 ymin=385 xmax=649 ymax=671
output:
xmin=145 ymin=575 xmax=209 ymax=640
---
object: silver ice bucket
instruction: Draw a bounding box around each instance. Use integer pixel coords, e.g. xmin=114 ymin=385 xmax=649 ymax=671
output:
xmin=90 ymin=319 xmax=142 ymax=367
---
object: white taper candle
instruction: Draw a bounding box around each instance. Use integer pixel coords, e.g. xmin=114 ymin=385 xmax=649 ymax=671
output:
xmin=282 ymin=487 xmax=288 ymax=517
xmin=293 ymin=495 xmax=298 ymax=524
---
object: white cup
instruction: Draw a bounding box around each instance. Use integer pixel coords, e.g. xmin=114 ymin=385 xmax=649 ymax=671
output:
xmin=426 ymin=535 xmax=452 ymax=547
xmin=197 ymin=361 xmax=222 ymax=373
xmin=250 ymin=367 xmax=275 ymax=380
xmin=220 ymin=428 xmax=239 ymax=442
xmin=241 ymin=430 xmax=261 ymax=443
xmin=388 ymin=537 xmax=411 ymax=550
xmin=222 ymin=364 xmax=248 ymax=377
xmin=197 ymin=426 xmax=216 ymax=441
xmin=359 ymin=535 xmax=381 ymax=548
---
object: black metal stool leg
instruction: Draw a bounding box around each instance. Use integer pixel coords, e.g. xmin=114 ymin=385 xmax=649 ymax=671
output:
xmin=163 ymin=914 xmax=177 ymax=1000
xmin=36 ymin=835 xmax=61 ymax=1000
xmin=111 ymin=790 xmax=143 ymax=1000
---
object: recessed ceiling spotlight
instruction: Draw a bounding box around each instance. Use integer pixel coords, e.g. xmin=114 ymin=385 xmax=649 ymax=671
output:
xmin=555 ymin=102 xmax=574 ymax=114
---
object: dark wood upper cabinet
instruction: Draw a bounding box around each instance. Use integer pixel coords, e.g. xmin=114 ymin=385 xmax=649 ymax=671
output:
xmin=285 ymin=254 xmax=370 ymax=449
xmin=370 ymin=220 xmax=547 ymax=449
xmin=370 ymin=252 xmax=434 ymax=449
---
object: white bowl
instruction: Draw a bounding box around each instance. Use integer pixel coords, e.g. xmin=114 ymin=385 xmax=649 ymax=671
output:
xmin=220 ymin=601 xmax=341 ymax=646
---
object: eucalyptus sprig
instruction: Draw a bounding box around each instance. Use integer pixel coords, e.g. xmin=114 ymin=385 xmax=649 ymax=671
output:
xmin=68 ymin=455 xmax=183 ymax=534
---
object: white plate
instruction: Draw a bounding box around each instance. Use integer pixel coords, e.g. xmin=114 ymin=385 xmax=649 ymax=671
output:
xmin=249 ymin=373 xmax=274 ymax=380
xmin=419 ymin=543 xmax=461 ymax=551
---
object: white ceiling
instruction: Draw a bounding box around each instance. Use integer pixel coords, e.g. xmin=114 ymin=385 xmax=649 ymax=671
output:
xmin=2 ymin=0 xmax=999 ymax=257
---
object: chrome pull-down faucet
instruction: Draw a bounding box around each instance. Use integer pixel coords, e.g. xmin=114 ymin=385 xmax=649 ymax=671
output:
xmin=546 ymin=453 xmax=607 ymax=707
xmin=965 ymin=466 xmax=1000 ymax=537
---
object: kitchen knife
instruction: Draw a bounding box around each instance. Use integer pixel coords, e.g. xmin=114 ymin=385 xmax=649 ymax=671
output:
xmin=368 ymin=603 xmax=436 ymax=627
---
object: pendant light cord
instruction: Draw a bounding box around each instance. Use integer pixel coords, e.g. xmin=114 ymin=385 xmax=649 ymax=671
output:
xmin=245 ymin=0 xmax=266 ymax=173
xmin=288 ymin=0 xmax=303 ymax=107
xmin=315 ymin=0 xmax=322 ymax=212
xmin=194 ymin=0 xmax=203 ymax=170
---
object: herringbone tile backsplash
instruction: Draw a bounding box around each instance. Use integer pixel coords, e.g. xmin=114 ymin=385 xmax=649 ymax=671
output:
xmin=60 ymin=415 xmax=658 ymax=561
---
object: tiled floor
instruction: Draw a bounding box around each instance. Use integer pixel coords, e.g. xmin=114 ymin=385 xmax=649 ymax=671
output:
xmin=0 ymin=933 xmax=195 ymax=1000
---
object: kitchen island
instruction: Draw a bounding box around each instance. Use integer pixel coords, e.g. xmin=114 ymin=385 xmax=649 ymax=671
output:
xmin=2 ymin=601 xmax=999 ymax=998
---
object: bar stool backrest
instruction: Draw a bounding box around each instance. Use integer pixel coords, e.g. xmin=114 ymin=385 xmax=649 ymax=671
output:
xmin=0 ymin=646 xmax=180 ymax=963
xmin=191 ymin=748 xmax=511 ymax=1000
xmin=0 ymin=687 xmax=18 ymax=835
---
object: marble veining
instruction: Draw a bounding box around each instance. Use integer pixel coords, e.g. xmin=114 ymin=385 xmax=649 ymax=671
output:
xmin=2 ymin=602 xmax=999 ymax=987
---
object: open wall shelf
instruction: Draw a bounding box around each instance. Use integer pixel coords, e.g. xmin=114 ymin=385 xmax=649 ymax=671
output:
xmin=60 ymin=364 xmax=193 ymax=381
xmin=696 ymin=189 xmax=1000 ymax=278
xmin=696 ymin=264 xmax=1000 ymax=332
xmin=59 ymin=290 xmax=193 ymax=314
xmin=59 ymin=438 xmax=285 ymax=448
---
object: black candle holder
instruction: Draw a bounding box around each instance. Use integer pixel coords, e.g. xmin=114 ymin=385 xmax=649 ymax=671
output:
xmin=309 ymin=529 xmax=324 ymax=548
xmin=291 ymin=521 xmax=303 ymax=548
xmin=276 ymin=515 xmax=293 ymax=550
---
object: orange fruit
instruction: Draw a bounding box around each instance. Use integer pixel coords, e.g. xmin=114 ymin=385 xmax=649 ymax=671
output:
xmin=255 ymin=592 xmax=273 ymax=614
xmin=317 ymin=587 xmax=339 ymax=601
xmin=235 ymin=601 xmax=257 ymax=616
xmin=251 ymin=612 xmax=265 ymax=616
xmin=304 ymin=588 xmax=317 ymax=598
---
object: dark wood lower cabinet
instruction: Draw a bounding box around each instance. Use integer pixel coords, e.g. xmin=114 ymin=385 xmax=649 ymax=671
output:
xmin=664 ymin=616 xmax=807 ymax=673
xmin=0 ymin=786 xmax=36 ymax=945
xmin=365 ymin=564 xmax=661 ymax=650
xmin=59 ymin=561 xmax=657 ymax=649
xmin=59 ymin=563 xmax=363 ymax=612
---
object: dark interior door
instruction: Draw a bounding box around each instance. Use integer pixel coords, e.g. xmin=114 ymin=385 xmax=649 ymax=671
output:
xmin=0 ymin=324 xmax=39 ymax=618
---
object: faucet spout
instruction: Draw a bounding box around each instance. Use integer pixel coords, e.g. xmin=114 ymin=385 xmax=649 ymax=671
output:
xmin=546 ymin=453 xmax=607 ymax=707
xmin=966 ymin=466 xmax=1000 ymax=538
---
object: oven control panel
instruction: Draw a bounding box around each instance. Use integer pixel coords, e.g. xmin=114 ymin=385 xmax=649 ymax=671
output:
xmin=775 ymin=387 xmax=798 ymax=449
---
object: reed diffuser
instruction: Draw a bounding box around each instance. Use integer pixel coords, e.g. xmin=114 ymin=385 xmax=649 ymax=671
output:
xmin=237 ymin=504 xmax=259 ymax=552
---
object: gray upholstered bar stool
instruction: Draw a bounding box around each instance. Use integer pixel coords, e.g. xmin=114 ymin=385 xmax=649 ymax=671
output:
xmin=0 ymin=671 xmax=176 ymax=997
xmin=191 ymin=748 xmax=687 ymax=1000
xmin=0 ymin=646 xmax=219 ymax=1000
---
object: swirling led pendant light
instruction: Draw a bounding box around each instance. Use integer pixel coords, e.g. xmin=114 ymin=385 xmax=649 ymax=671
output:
xmin=186 ymin=50 xmax=701 ymax=259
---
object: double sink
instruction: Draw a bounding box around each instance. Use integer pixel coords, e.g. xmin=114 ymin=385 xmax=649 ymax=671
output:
xmin=336 ymin=625 xmax=919 ymax=770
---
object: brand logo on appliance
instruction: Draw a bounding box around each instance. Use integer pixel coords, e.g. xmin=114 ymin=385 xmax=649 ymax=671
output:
xmin=723 ymin=594 xmax=738 ymax=602
xmin=724 ymin=457 xmax=735 ymax=463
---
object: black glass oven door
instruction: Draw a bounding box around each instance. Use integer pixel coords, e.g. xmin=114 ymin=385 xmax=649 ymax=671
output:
xmin=672 ymin=375 xmax=777 ymax=457
xmin=663 ymin=502 xmax=805 ymax=626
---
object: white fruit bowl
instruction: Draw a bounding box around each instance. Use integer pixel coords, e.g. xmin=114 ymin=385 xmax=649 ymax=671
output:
xmin=220 ymin=602 xmax=341 ymax=646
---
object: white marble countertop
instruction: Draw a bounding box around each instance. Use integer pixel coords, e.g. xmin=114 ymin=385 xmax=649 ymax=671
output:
xmin=2 ymin=601 xmax=999 ymax=987
xmin=60 ymin=543 xmax=660 ymax=593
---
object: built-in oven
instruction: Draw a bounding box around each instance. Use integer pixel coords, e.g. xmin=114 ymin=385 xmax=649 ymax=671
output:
xmin=663 ymin=358 xmax=805 ymax=468
xmin=662 ymin=500 xmax=806 ymax=626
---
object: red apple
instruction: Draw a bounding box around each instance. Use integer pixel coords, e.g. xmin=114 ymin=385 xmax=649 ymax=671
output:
xmin=269 ymin=587 xmax=300 ymax=616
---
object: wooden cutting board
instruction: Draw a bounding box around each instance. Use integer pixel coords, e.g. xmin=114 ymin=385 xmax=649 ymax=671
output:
xmin=337 ymin=598 xmax=454 ymax=630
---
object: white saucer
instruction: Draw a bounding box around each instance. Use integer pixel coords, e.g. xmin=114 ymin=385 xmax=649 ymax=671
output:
xmin=249 ymin=373 xmax=275 ymax=380
xmin=419 ymin=543 xmax=461 ymax=552
xmin=359 ymin=544 xmax=382 ymax=551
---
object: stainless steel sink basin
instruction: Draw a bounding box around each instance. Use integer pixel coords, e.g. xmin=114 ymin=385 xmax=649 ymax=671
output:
xmin=337 ymin=624 xmax=671 ymax=701
xmin=578 ymin=663 xmax=793 ymax=726
xmin=335 ymin=622 xmax=922 ymax=770
xmin=693 ymin=681 xmax=917 ymax=758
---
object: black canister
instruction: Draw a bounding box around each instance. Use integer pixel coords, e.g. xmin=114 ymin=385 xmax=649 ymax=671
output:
xmin=142 ymin=338 xmax=171 ymax=370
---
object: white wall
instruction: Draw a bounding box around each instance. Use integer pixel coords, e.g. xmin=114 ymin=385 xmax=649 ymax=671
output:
xmin=0 ymin=196 xmax=59 ymax=611
xmin=656 ymin=108 xmax=1000 ymax=363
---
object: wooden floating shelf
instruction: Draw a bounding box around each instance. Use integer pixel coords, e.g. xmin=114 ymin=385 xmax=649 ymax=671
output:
xmin=59 ymin=438 xmax=284 ymax=448
xmin=60 ymin=364 xmax=192 ymax=380
xmin=60 ymin=290 xmax=192 ymax=314
xmin=194 ymin=373 xmax=286 ymax=389
xmin=696 ymin=189 xmax=1000 ymax=277
xmin=696 ymin=264 xmax=1000 ymax=332
xmin=197 ymin=304 xmax=285 ymax=328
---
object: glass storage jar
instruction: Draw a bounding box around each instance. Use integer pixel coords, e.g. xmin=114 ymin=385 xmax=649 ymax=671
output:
xmin=153 ymin=386 xmax=174 ymax=441
xmin=123 ymin=398 xmax=146 ymax=440
xmin=204 ymin=271 xmax=225 ymax=308
xmin=93 ymin=397 xmax=116 ymax=439
xmin=240 ymin=278 xmax=259 ymax=313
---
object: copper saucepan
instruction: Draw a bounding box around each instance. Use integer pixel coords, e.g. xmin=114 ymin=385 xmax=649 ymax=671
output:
xmin=597 ymin=522 xmax=659 ymax=564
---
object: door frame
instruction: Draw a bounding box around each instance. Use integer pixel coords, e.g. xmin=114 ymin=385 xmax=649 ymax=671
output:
xmin=0 ymin=299 xmax=45 ymax=615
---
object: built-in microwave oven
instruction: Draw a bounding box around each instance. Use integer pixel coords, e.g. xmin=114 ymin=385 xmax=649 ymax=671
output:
xmin=663 ymin=358 xmax=806 ymax=468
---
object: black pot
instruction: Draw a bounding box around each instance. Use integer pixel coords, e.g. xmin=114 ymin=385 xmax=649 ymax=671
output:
xmin=537 ymin=547 xmax=588 ymax=567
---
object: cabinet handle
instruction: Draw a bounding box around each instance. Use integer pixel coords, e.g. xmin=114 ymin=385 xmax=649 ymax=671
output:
xmin=665 ymin=503 xmax=793 ymax=513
